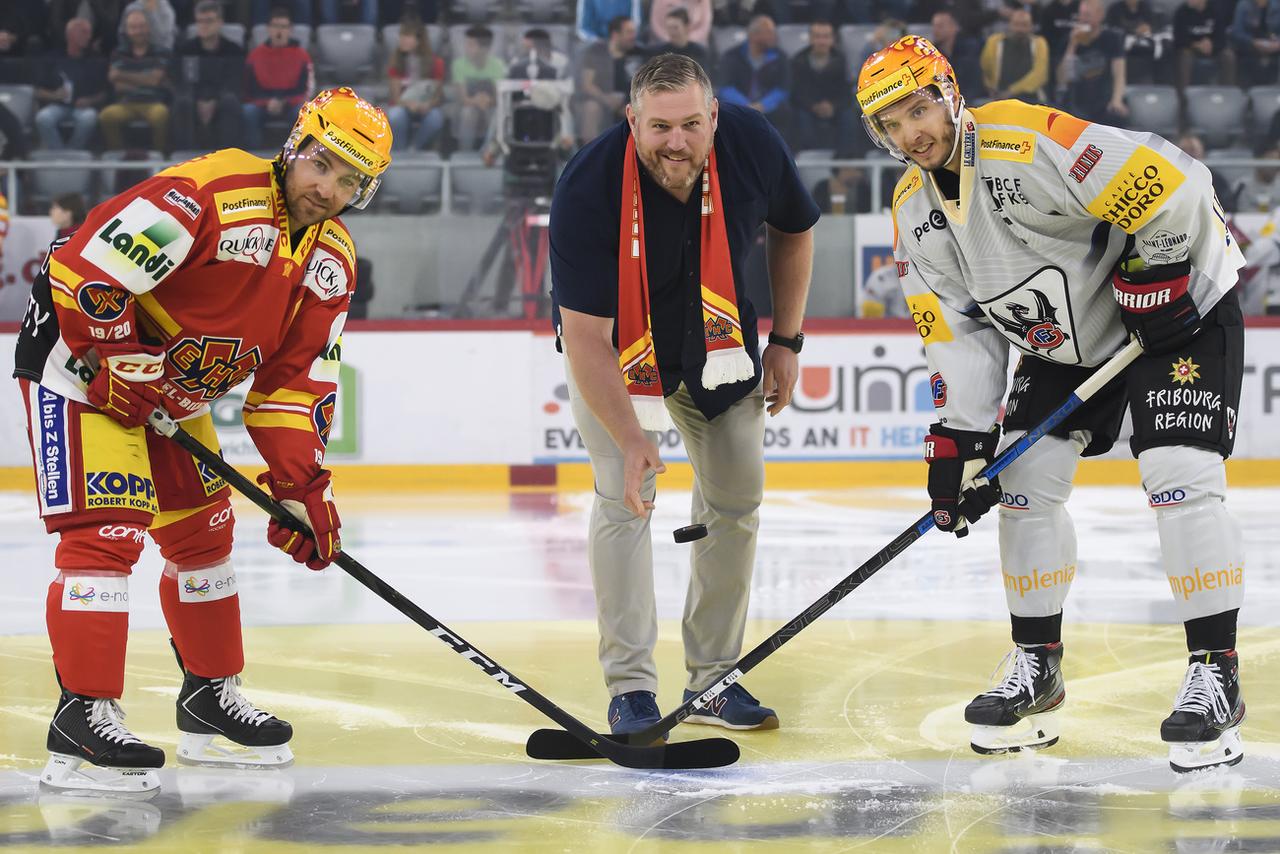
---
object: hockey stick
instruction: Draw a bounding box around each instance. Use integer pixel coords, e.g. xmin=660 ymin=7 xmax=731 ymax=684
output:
xmin=526 ymin=337 xmax=1145 ymax=760
xmin=147 ymin=411 xmax=739 ymax=771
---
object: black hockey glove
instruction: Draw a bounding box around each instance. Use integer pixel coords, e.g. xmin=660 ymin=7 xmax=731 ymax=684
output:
xmin=1112 ymin=259 xmax=1201 ymax=354
xmin=924 ymin=423 xmax=1002 ymax=538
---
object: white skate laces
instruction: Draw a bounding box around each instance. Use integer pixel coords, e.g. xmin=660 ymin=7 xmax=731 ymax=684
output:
xmin=983 ymin=647 xmax=1040 ymax=700
xmin=1171 ymin=660 xmax=1231 ymax=724
xmin=214 ymin=676 xmax=274 ymax=727
xmin=88 ymin=698 xmax=144 ymax=746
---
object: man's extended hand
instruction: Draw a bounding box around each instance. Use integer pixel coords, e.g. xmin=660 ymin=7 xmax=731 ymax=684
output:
xmin=621 ymin=434 xmax=666 ymax=517
xmin=761 ymin=343 xmax=798 ymax=416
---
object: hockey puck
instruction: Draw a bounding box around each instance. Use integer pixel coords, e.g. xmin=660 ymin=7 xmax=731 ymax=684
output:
xmin=673 ymin=524 xmax=708 ymax=543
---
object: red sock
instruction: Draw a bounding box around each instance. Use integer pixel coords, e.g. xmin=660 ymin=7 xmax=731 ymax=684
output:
xmin=46 ymin=524 xmax=144 ymax=698
xmin=159 ymin=561 xmax=244 ymax=678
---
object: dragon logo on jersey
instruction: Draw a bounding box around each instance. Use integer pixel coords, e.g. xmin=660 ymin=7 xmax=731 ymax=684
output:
xmin=76 ymin=281 xmax=129 ymax=321
xmin=980 ymin=267 xmax=1081 ymax=365
xmin=992 ymin=289 xmax=1069 ymax=352
xmin=313 ymin=392 xmax=337 ymax=446
xmin=168 ymin=336 xmax=263 ymax=400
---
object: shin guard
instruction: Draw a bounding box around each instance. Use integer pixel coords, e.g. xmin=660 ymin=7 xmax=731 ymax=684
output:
xmin=46 ymin=524 xmax=146 ymax=698
xmin=152 ymin=501 xmax=243 ymax=679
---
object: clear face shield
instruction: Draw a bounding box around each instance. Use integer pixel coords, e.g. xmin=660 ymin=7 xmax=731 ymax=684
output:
xmin=861 ymin=80 xmax=964 ymax=165
xmin=283 ymin=135 xmax=383 ymax=211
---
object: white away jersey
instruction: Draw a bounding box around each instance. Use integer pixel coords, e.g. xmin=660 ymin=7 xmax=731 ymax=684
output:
xmin=891 ymin=100 xmax=1244 ymax=431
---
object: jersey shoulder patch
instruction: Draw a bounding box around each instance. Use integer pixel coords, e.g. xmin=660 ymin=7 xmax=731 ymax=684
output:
xmin=317 ymin=217 xmax=356 ymax=269
xmin=892 ymin=166 xmax=924 ymax=213
xmin=159 ymin=148 xmax=273 ymax=191
xmin=971 ymin=100 xmax=1090 ymax=151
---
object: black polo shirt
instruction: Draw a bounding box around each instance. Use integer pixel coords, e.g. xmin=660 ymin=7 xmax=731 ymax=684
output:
xmin=550 ymin=102 xmax=819 ymax=420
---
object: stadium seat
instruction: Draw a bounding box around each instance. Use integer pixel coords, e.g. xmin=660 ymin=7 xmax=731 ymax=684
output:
xmin=98 ymin=150 xmax=163 ymax=199
xmin=1248 ymin=86 xmax=1280 ymax=138
xmin=449 ymin=152 xmax=504 ymax=214
xmin=711 ymin=26 xmax=746 ymax=60
xmin=0 ymin=84 xmax=36 ymax=130
xmin=315 ymin=24 xmax=378 ymax=83
xmin=449 ymin=0 xmax=501 ymax=22
xmin=1185 ymin=85 xmax=1247 ymax=148
xmin=25 ymin=150 xmax=95 ymax=213
xmin=515 ymin=0 xmax=572 ymax=23
xmin=249 ymin=23 xmax=311 ymax=48
xmin=795 ymin=149 xmax=835 ymax=195
xmin=184 ymin=22 xmax=245 ymax=47
xmin=777 ymin=24 xmax=811 ymax=57
xmin=382 ymin=152 xmax=444 ymax=214
xmin=1205 ymin=147 xmax=1253 ymax=184
xmin=840 ymin=24 xmax=880 ymax=76
xmin=1124 ymin=85 xmax=1180 ymax=138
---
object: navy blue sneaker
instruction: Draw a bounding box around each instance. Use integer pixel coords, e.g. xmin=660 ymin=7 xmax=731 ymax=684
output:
xmin=607 ymin=691 xmax=666 ymax=743
xmin=682 ymin=683 xmax=780 ymax=730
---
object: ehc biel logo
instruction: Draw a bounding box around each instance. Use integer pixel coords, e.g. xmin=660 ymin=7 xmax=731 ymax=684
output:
xmin=168 ymin=336 xmax=263 ymax=400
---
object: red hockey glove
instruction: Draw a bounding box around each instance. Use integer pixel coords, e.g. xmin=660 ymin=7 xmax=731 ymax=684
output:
xmin=85 ymin=342 xmax=167 ymax=428
xmin=924 ymin=423 xmax=1001 ymax=538
xmin=1112 ymin=259 xmax=1201 ymax=354
xmin=257 ymin=470 xmax=342 ymax=570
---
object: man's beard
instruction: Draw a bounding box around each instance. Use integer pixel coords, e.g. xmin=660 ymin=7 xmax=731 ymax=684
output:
xmin=638 ymin=145 xmax=708 ymax=191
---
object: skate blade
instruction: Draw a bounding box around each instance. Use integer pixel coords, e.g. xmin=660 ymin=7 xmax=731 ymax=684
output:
xmin=1167 ymin=726 xmax=1244 ymax=773
xmin=41 ymin=753 xmax=161 ymax=795
xmin=177 ymin=733 xmax=294 ymax=768
xmin=970 ymin=712 xmax=1061 ymax=755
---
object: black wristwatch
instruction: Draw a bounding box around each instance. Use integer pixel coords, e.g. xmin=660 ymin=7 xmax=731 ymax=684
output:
xmin=768 ymin=330 xmax=805 ymax=353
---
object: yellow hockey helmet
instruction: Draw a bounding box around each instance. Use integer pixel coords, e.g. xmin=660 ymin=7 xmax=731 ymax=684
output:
xmin=282 ymin=87 xmax=393 ymax=209
xmin=855 ymin=35 xmax=964 ymax=164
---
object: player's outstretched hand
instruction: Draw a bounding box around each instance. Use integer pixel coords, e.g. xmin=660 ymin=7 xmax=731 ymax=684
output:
xmin=923 ymin=423 xmax=1002 ymax=538
xmin=85 ymin=342 xmax=167 ymax=429
xmin=258 ymin=470 xmax=342 ymax=570
xmin=762 ymin=343 xmax=798 ymax=416
xmin=621 ymin=435 xmax=666 ymax=518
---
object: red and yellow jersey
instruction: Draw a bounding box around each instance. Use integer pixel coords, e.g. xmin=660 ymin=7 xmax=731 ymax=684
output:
xmin=14 ymin=148 xmax=357 ymax=488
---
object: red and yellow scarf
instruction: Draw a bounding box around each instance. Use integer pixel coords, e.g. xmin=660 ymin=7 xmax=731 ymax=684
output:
xmin=617 ymin=134 xmax=754 ymax=430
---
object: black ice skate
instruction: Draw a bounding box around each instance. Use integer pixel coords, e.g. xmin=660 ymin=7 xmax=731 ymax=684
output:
xmin=173 ymin=643 xmax=293 ymax=767
xmin=43 ymin=690 xmax=164 ymax=794
xmin=1161 ymin=650 xmax=1245 ymax=773
xmin=965 ymin=642 xmax=1065 ymax=754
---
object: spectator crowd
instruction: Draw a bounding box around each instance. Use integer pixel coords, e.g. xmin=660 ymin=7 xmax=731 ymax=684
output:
xmin=0 ymin=0 xmax=1277 ymax=215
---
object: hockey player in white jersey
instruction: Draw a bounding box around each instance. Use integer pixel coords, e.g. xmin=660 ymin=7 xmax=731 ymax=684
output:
xmin=856 ymin=35 xmax=1247 ymax=772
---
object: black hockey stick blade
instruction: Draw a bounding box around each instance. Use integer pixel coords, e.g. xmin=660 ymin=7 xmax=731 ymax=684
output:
xmin=526 ymin=729 xmax=739 ymax=769
xmin=147 ymin=411 xmax=742 ymax=773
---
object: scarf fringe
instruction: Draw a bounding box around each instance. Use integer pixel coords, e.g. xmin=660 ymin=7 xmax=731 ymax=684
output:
xmin=631 ymin=394 xmax=673 ymax=431
xmin=701 ymin=347 xmax=755 ymax=390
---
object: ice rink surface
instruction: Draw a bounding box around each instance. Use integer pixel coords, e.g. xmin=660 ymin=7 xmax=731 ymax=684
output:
xmin=1 ymin=484 xmax=1278 ymax=852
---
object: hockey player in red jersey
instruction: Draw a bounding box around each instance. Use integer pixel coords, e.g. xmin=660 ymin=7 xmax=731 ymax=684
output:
xmin=12 ymin=87 xmax=392 ymax=793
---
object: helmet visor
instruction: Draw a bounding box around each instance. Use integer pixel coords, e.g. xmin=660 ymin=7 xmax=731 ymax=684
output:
xmin=861 ymin=82 xmax=961 ymax=165
xmin=288 ymin=135 xmax=383 ymax=210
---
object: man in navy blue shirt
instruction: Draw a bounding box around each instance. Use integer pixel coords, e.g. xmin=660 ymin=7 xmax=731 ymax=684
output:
xmin=550 ymin=53 xmax=818 ymax=739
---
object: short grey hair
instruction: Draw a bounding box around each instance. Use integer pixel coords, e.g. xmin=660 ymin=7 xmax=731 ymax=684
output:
xmin=629 ymin=53 xmax=713 ymax=111
xmin=195 ymin=0 xmax=223 ymax=17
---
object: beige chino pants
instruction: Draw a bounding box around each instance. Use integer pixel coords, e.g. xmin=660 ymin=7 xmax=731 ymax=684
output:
xmin=567 ymin=367 xmax=766 ymax=697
